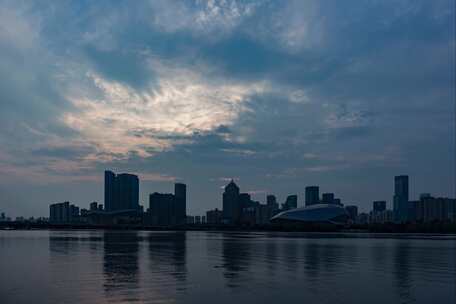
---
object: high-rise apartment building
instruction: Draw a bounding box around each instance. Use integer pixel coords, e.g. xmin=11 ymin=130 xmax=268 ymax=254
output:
xmin=222 ymin=180 xmax=240 ymax=224
xmin=174 ymin=183 xmax=187 ymax=225
xmin=393 ymin=175 xmax=409 ymax=223
xmin=305 ymin=186 xmax=319 ymax=206
xmin=104 ymin=170 xmax=139 ymax=212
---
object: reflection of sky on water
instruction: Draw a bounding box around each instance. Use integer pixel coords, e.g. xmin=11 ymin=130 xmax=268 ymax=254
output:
xmin=0 ymin=231 xmax=454 ymax=304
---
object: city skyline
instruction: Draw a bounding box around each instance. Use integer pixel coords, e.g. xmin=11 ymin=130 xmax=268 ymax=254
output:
xmin=1 ymin=168 xmax=455 ymax=218
xmin=0 ymin=1 xmax=454 ymax=218
xmin=36 ymin=171 xmax=456 ymax=227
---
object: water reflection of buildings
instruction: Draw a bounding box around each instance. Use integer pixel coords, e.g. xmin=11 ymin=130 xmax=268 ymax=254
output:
xmin=264 ymin=235 xmax=279 ymax=274
xmin=148 ymin=232 xmax=187 ymax=285
xmin=221 ymin=233 xmax=252 ymax=288
xmin=301 ymin=240 xmax=357 ymax=281
xmin=282 ymin=241 xmax=299 ymax=277
xmin=393 ymin=241 xmax=414 ymax=304
xmin=87 ymin=231 xmax=102 ymax=253
xmin=49 ymin=232 xmax=80 ymax=256
xmin=103 ymin=231 xmax=140 ymax=299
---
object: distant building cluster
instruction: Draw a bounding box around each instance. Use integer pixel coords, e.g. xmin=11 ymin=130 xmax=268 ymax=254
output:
xmin=49 ymin=201 xmax=80 ymax=224
xmin=0 ymin=212 xmax=11 ymax=222
xmin=41 ymin=171 xmax=456 ymax=228
xmin=214 ymin=180 xmax=280 ymax=226
xmin=204 ymin=180 xmax=347 ymax=227
xmin=355 ymin=175 xmax=456 ymax=225
xmin=46 ymin=171 xmax=186 ymax=227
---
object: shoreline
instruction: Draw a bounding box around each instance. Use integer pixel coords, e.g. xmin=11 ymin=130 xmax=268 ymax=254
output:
xmin=1 ymin=222 xmax=456 ymax=234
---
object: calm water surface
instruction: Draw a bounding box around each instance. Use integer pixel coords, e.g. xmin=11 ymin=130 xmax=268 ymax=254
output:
xmin=0 ymin=230 xmax=455 ymax=304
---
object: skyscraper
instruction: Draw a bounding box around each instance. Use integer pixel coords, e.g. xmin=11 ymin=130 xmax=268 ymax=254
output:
xmin=117 ymin=173 xmax=139 ymax=210
xmin=393 ymin=175 xmax=409 ymax=223
xmin=104 ymin=170 xmax=116 ymax=211
xmin=174 ymin=183 xmax=187 ymax=225
xmin=149 ymin=192 xmax=174 ymax=226
xmin=104 ymin=170 xmax=139 ymax=212
xmin=222 ymin=180 xmax=240 ymax=224
xmin=305 ymin=186 xmax=319 ymax=206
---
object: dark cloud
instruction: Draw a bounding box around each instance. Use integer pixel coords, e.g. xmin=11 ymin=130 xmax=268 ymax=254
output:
xmin=31 ymin=146 xmax=96 ymax=159
xmin=84 ymin=47 xmax=155 ymax=89
xmin=0 ymin=0 xmax=454 ymax=217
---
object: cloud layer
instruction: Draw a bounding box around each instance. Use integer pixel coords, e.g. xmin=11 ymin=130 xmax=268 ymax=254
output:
xmin=0 ymin=0 xmax=454 ymax=217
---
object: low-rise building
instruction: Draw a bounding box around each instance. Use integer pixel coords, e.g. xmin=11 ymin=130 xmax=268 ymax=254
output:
xmin=206 ymin=208 xmax=223 ymax=224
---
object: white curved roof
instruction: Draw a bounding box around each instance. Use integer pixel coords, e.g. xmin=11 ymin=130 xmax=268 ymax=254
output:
xmin=271 ymin=204 xmax=349 ymax=225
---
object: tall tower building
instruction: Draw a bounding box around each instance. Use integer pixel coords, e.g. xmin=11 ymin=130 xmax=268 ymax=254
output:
xmin=174 ymin=183 xmax=187 ymax=225
xmin=104 ymin=171 xmax=139 ymax=211
xmin=149 ymin=192 xmax=174 ymax=226
xmin=393 ymin=175 xmax=409 ymax=223
xmin=305 ymin=186 xmax=320 ymax=206
xmin=222 ymin=180 xmax=240 ymax=224
xmin=104 ymin=170 xmax=116 ymax=211
xmin=116 ymin=173 xmax=139 ymax=210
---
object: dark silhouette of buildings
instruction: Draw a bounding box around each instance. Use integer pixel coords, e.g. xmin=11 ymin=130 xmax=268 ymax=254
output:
xmin=239 ymin=193 xmax=253 ymax=207
xmin=219 ymin=181 xmax=284 ymax=226
xmin=236 ymin=192 xmax=258 ymax=225
xmin=174 ymin=183 xmax=187 ymax=225
xmin=90 ymin=201 xmax=98 ymax=211
xmin=370 ymin=200 xmax=392 ymax=223
xmin=117 ymin=173 xmax=140 ymax=210
xmin=104 ymin=170 xmax=139 ymax=212
xmin=373 ymin=201 xmax=387 ymax=213
xmin=147 ymin=183 xmax=188 ymax=226
xmin=408 ymin=195 xmax=456 ymax=222
xmin=321 ymin=193 xmax=335 ymax=204
xmin=104 ymin=170 xmax=116 ymax=211
xmin=394 ymin=175 xmax=409 ymax=223
xmin=222 ymin=180 xmax=241 ymax=224
xmin=149 ymin=193 xmax=175 ymax=226
xmin=49 ymin=201 xmax=79 ymax=224
xmin=282 ymin=195 xmax=298 ymax=210
xmin=305 ymin=186 xmax=320 ymax=206
xmin=206 ymin=208 xmax=223 ymax=224
xmin=345 ymin=205 xmax=358 ymax=222
xmin=266 ymin=195 xmax=279 ymax=212
xmin=44 ymin=170 xmax=456 ymax=229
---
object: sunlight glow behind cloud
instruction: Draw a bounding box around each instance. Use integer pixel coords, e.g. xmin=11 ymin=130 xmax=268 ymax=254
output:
xmin=62 ymin=66 xmax=267 ymax=159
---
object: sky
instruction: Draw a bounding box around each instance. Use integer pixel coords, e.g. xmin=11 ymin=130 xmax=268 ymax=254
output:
xmin=0 ymin=0 xmax=454 ymax=217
